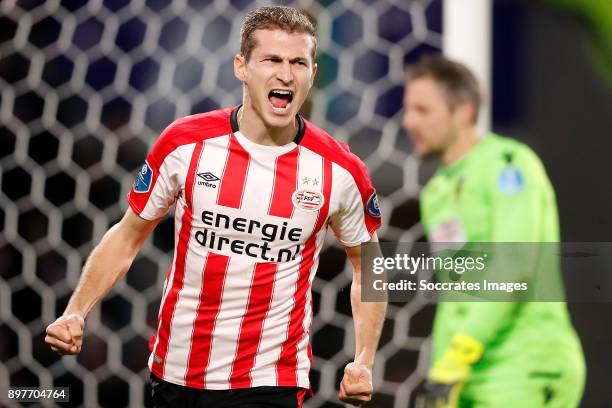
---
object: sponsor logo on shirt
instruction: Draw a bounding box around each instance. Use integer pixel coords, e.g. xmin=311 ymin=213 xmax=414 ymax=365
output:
xmin=194 ymin=210 xmax=304 ymax=263
xmin=292 ymin=189 xmax=324 ymax=212
xmin=197 ymin=172 xmax=220 ymax=188
xmin=366 ymin=192 xmax=381 ymax=218
xmin=133 ymin=161 xmax=153 ymax=193
xmin=430 ymin=218 xmax=467 ymax=243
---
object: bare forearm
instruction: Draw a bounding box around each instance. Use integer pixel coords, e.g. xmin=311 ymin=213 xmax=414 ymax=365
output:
xmin=351 ymin=281 xmax=387 ymax=368
xmin=64 ymin=223 xmax=143 ymax=317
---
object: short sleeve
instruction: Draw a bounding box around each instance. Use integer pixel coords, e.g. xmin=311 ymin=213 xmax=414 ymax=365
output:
xmin=127 ymin=125 xmax=186 ymax=220
xmin=329 ymin=162 xmax=382 ymax=247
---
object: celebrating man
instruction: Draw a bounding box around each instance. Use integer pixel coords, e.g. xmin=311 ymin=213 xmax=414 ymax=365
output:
xmin=46 ymin=6 xmax=386 ymax=407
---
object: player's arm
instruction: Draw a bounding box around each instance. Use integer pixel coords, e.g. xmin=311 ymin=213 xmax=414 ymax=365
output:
xmin=339 ymin=232 xmax=387 ymax=406
xmin=45 ymin=208 xmax=159 ymax=355
xmin=46 ymin=117 xmax=183 ymax=355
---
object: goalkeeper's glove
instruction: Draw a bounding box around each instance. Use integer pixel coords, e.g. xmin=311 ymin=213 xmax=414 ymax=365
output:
xmin=415 ymin=332 xmax=484 ymax=408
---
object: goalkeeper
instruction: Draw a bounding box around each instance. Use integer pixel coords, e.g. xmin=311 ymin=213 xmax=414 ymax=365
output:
xmin=403 ymin=55 xmax=585 ymax=407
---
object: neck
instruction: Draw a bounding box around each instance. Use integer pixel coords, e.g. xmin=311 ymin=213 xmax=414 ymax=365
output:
xmin=441 ymin=126 xmax=480 ymax=165
xmin=237 ymin=99 xmax=297 ymax=146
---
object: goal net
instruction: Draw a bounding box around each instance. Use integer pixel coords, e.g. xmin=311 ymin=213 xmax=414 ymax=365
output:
xmin=0 ymin=0 xmax=442 ymax=406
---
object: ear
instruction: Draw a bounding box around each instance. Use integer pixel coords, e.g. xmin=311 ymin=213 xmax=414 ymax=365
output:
xmin=454 ymin=101 xmax=476 ymax=127
xmin=234 ymin=54 xmax=246 ymax=82
xmin=309 ymin=62 xmax=318 ymax=87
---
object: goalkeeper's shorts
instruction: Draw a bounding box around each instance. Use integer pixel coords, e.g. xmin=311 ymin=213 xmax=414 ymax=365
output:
xmin=458 ymin=368 xmax=585 ymax=408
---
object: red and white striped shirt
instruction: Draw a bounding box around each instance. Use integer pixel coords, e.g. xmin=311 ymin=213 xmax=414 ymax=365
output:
xmin=128 ymin=106 xmax=381 ymax=390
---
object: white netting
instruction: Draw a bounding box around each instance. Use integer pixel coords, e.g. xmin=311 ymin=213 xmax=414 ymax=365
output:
xmin=0 ymin=0 xmax=442 ymax=406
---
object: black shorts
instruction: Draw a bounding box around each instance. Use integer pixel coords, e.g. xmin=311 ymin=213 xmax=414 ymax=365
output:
xmin=149 ymin=373 xmax=307 ymax=408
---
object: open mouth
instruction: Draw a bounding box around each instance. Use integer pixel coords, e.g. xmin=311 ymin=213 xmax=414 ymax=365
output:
xmin=268 ymin=89 xmax=294 ymax=111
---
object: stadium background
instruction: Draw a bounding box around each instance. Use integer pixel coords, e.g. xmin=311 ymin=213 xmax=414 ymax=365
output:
xmin=1 ymin=0 xmax=611 ymax=406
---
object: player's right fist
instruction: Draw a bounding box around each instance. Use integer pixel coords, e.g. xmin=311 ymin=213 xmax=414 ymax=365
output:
xmin=45 ymin=314 xmax=85 ymax=355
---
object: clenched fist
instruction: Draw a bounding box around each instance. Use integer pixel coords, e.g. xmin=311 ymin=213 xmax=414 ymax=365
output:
xmin=45 ymin=314 xmax=85 ymax=355
xmin=339 ymin=362 xmax=373 ymax=406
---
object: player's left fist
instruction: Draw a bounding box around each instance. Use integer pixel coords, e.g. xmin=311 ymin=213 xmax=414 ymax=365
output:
xmin=338 ymin=362 xmax=373 ymax=406
xmin=45 ymin=313 xmax=85 ymax=355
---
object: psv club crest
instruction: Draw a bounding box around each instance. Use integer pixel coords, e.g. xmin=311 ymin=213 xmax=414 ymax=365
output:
xmin=292 ymin=189 xmax=324 ymax=212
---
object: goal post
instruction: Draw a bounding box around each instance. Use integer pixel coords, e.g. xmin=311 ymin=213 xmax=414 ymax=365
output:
xmin=443 ymin=0 xmax=492 ymax=134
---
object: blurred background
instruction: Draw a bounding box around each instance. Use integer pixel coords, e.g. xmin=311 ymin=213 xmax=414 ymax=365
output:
xmin=0 ymin=0 xmax=611 ymax=406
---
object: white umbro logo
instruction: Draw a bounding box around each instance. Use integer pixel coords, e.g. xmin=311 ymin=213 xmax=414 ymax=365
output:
xmin=197 ymin=172 xmax=220 ymax=188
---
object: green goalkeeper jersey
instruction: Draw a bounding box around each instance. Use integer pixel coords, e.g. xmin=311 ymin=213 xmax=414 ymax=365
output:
xmin=420 ymin=134 xmax=584 ymax=384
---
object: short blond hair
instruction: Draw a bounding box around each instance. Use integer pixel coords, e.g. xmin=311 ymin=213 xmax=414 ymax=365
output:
xmin=240 ymin=6 xmax=317 ymax=62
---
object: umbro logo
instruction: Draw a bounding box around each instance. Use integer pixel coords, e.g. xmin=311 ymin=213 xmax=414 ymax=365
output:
xmin=197 ymin=172 xmax=220 ymax=188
